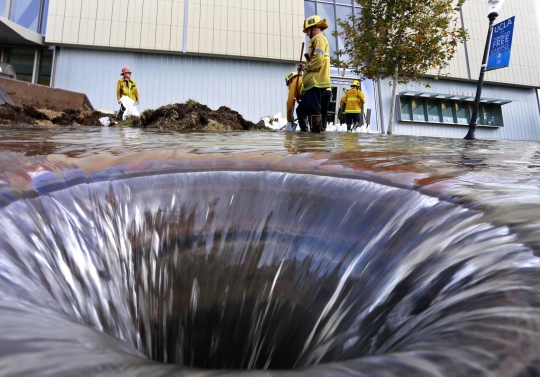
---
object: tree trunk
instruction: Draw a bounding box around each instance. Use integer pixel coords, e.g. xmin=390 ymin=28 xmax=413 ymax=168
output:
xmin=387 ymin=65 xmax=399 ymax=135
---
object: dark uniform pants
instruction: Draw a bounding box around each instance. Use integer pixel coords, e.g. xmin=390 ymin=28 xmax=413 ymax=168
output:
xmin=346 ymin=113 xmax=361 ymax=126
xmin=302 ymin=88 xmax=328 ymax=116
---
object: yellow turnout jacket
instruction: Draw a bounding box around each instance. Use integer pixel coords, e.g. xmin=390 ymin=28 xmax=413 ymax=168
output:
xmin=340 ymin=87 xmax=365 ymax=114
xmin=117 ymin=78 xmax=139 ymax=102
xmin=286 ymin=75 xmax=303 ymax=122
xmin=302 ymin=33 xmax=331 ymax=92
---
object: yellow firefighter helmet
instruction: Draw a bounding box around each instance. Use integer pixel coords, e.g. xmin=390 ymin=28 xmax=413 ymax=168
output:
xmin=285 ymin=71 xmax=298 ymax=84
xmin=303 ymin=15 xmax=329 ymax=33
xmin=351 ymin=80 xmax=360 ymax=87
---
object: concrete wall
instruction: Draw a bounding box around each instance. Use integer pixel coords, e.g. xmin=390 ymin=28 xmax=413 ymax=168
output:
xmin=54 ymin=47 xmax=295 ymax=122
xmin=45 ymin=0 xmax=305 ymax=62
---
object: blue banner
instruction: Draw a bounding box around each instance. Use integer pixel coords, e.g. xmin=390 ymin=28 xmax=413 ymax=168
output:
xmin=487 ymin=16 xmax=515 ymax=71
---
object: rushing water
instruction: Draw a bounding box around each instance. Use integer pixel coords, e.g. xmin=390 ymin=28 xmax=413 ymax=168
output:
xmin=0 ymin=127 xmax=540 ymax=376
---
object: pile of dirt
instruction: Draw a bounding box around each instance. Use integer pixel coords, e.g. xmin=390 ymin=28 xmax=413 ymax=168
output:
xmin=0 ymin=104 xmax=39 ymax=125
xmin=51 ymin=109 xmax=117 ymax=127
xmin=0 ymin=102 xmax=267 ymax=132
xmin=0 ymin=103 xmax=117 ymax=127
xmin=139 ymin=102 xmax=267 ymax=131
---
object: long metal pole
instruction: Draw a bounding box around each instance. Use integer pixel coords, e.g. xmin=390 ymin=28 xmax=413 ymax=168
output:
xmin=464 ymin=13 xmax=498 ymax=140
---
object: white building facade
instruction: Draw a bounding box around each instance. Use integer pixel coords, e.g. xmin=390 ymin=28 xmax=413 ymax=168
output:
xmin=0 ymin=0 xmax=539 ymax=140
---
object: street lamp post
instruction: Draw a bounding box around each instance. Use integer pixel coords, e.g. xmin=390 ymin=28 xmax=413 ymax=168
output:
xmin=464 ymin=0 xmax=505 ymax=140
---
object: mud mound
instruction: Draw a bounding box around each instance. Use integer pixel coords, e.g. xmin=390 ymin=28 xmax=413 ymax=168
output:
xmin=0 ymin=104 xmax=116 ymax=127
xmin=139 ymin=102 xmax=266 ymax=131
xmin=52 ymin=109 xmax=116 ymax=127
xmin=22 ymin=105 xmax=50 ymax=122
xmin=0 ymin=102 xmax=265 ymax=131
xmin=0 ymin=104 xmax=37 ymax=125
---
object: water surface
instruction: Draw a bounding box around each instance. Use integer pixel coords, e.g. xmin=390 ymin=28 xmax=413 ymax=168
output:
xmin=0 ymin=128 xmax=539 ymax=376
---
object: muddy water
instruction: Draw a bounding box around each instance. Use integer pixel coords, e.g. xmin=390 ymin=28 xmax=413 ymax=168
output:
xmin=0 ymin=128 xmax=540 ymax=376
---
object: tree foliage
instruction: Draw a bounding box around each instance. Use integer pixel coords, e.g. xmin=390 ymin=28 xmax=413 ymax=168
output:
xmin=333 ymin=0 xmax=468 ymax=133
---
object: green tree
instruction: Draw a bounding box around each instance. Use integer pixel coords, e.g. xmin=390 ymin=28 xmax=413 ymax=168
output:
xmin=333 ymin=0 xmax=468 ymax=134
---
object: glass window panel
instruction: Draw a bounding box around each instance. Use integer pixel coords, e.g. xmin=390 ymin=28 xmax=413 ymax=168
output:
xmin=455 ymin=102 xmax=469 ymax=124
xmin=318 ymin=3 xmax=337 ymax=57
xmin=335 ymin=0 xmax=352 ymax=4
xmin=482 ymin=105 xmax=495 ymax=126
xmin=441 ymin=101 xmax=454 ymax=123
xmin=336 ymin=5 xmax=353 ymax=54
xmin=400 ymin=97 xmax=411 ymax=121
xmin=0 ymin=0 xmax=7 ymax=17
xmin=467 ymin=103 xmax=479 ymax=124
xmin=493 ymin=106 xmax=503 ymax=127
xmin=327 ymin=86 xmax=338 ymax=125
xmin=427 ymin=100 xmax=441 ymax=122
xmin=38 ymin=49 xmax=53 ymax=86
xmin=4 ymin=47 xmax=35 ymax=82
xmin=40 ymin=0 xmax=49 ymax=35
xmin=411 ymin=98 xmax=426 ymax=121
xmin=304 ymin=1 xmax=316 ymax=18
xmin=10 ymin=0 xmax=41 ymax=32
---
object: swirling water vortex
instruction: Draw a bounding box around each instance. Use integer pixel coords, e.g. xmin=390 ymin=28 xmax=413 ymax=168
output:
xmin=0 ymin=129 xmax=539 ymax=376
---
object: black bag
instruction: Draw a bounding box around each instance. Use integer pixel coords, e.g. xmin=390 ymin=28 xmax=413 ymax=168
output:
xmin=117 ymin=104 xmax=126 ymax=120
xmin=338 ymin=105 xmax=346 ymax=123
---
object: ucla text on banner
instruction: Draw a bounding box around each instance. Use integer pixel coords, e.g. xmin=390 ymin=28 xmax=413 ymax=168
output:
xmin=487 ymin=16 xmax=515 ymax=71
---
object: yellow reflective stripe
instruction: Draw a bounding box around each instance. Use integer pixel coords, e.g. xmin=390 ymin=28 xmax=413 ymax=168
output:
xmin=345 ymin=110 xmax=362 ymax=113
xmin=348 ymin=97 xmax=360 ymax=101
xmin=303 ymin=82 xmax=331 ymax=91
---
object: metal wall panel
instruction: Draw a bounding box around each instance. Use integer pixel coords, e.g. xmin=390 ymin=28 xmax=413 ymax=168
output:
xmin=45 ymin=0 xmax=304 ymax=62
xmin=54 ymin=47 xmax=293 ymax=123
xmin=377 ymin=77 xmax=540 ymax=141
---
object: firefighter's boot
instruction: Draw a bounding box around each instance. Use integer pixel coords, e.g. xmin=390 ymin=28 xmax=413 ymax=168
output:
xmin=310 ymin=115 xmax=322 ymax=133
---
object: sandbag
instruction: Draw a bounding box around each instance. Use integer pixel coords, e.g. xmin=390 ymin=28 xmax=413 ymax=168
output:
xmin=119 ymin=96 xmax=140 ymax=120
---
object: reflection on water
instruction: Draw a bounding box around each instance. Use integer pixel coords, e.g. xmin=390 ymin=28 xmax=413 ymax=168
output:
xmin=0 ymin=128 xmax=540 ymax=376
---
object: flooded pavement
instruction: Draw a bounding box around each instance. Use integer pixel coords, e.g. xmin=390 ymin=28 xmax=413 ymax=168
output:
xmin=0 ymin=128 xmax=539 ymax=376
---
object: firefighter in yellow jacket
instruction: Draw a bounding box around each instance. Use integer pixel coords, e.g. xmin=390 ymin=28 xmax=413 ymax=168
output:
xmin=339 ymin=80 xmax=365 ymax=132
xmin=116 ymin=67 xmax=139 ymax=119
xmin=284 ymin=71 xmax=308 ymax=132
xmin=297 ymin=15 xmax=331 ymax=133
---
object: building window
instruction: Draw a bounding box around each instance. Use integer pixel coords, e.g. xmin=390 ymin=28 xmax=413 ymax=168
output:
xmin=427 ymin=99 xmax=441 ymax=122
xmin=3 ymin=0 xmax=49 ymax=35
xmin=412 ymin=98 xmax=426 ymax=121
xmin=37 ymin=49 xmax=53 ymax=86
xmin=1 ymin=47 xmax=53 ymax=86
xmin=400 ymin=98 xmax=412 ymax=121
xmin=3 ymin=47 xmax=35 ymax=82
xmin=441 ymin=101 xmax=454 ymax=123
xmin=0 ymin=0 xmax=7 ymax=17
xmin=317 ymin=3 xmax=337 ymax=54
xmin=455 ymin=102 xmax=469 ymax=124
xmin=305 ymin=1 xmax=316 ymax=18
xmin=398 ymin=96 xmax=505 ymax=127
xmin=304 ymin=0 xmax=360 ymax=59
xmin=40 ymin=0 xmax=49 ymax=35
xmin=481 ymin=104 xmax=495 ymax=126
xmin=10 ymin=0 xmax=41 ymax=33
